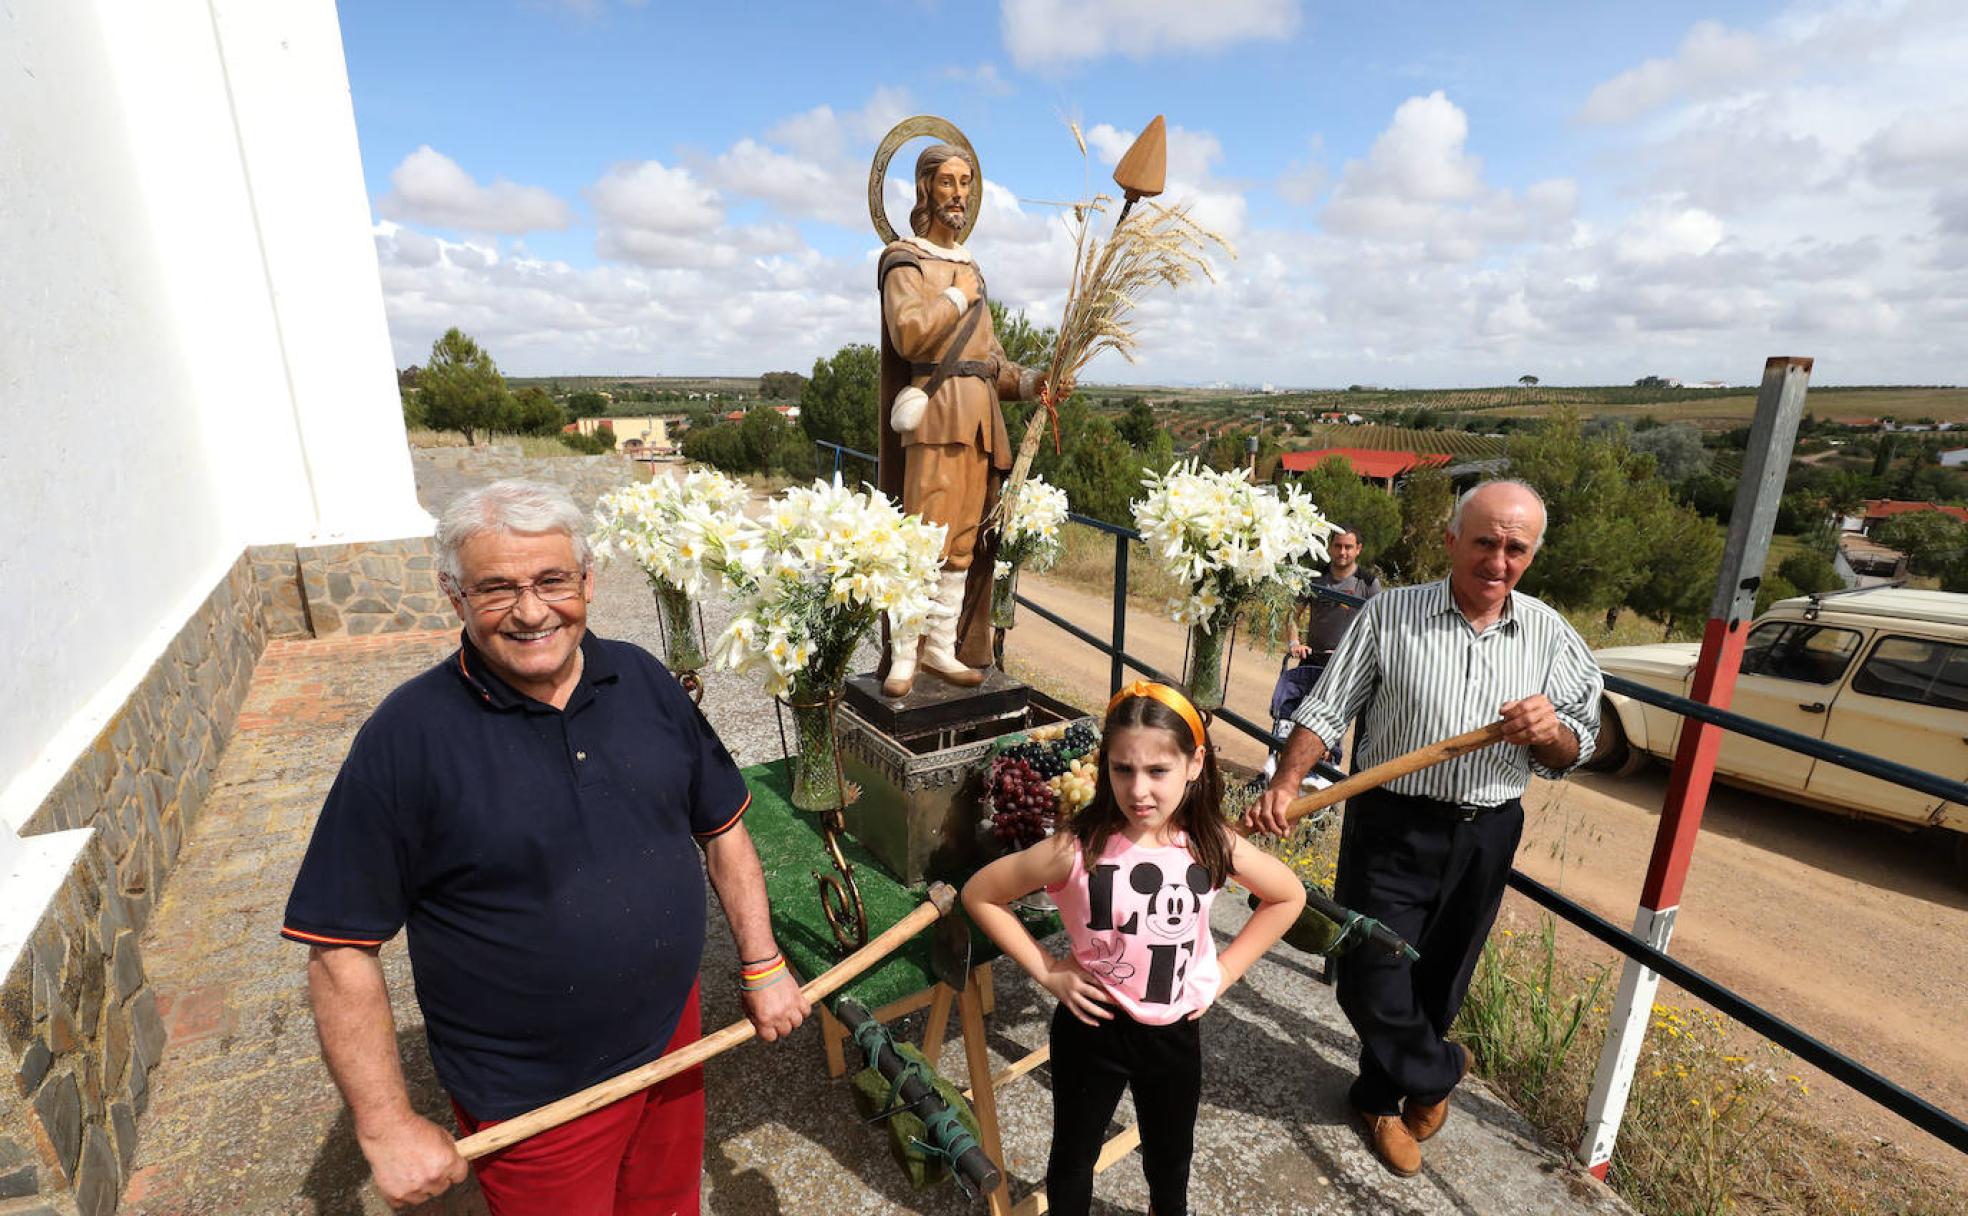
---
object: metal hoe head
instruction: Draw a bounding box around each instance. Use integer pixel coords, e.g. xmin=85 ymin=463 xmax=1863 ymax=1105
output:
xmin=931 ymin=906 xmax=972 ymax=991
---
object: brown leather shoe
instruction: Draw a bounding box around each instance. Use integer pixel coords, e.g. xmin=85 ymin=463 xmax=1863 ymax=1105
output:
xmin=1355 ymin=1108 xmax=1422 ymax=1177
xmin=1403 ymin=1043 xmax=1473 ymax=1143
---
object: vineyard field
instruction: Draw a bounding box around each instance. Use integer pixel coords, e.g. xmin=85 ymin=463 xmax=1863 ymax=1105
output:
xmin=1289 ymin=424 xmax=1508 ymax=458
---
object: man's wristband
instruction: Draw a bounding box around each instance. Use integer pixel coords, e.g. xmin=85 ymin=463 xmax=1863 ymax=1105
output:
xmin=740 ymin=955 xmax=788 ymax=991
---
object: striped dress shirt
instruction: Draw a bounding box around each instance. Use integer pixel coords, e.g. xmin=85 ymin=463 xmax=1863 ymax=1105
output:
xmin=1289 ymin=579 xmax=1603 ymax=805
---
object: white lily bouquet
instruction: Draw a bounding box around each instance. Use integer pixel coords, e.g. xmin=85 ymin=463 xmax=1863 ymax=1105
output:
xmin=1131 ymin=459 xmax=1332 ymax=709
xmin=591 ymin=467 xmax=752 ymax=671
xmin=992 ymin=476 xmax=1070 ymax=629
xmin=702 ymin=476 xmax=946 ymax=810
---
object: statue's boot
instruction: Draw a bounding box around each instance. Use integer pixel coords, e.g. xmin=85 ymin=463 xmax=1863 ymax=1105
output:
xmin=922 ymin=570 xmax=986 ymax=688
xmin=881 ymin=635 xmax=921 ymax=698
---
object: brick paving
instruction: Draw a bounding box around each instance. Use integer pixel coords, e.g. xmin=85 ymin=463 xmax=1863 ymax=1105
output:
xmin=118 ymin=631 xmax=478 ymax=1216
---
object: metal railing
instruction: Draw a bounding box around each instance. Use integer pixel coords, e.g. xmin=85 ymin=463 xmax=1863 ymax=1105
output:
xmin=810 ymin=438 xmax=1967 ymax=1156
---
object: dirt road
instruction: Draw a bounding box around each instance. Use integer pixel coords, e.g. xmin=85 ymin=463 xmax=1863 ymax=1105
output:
xmin=1005 ymin=567 xmax=1968 ymax=1184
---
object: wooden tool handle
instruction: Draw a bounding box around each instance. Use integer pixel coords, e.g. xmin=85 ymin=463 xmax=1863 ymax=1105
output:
xmin=1237 ymin=721 xmax=1511 ymax=837
xmin=454 ymin=881 xmax=957 ymax=1160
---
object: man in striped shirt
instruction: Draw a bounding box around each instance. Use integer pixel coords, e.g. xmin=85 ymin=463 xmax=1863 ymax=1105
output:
xmin=1244 ymin=480 xmax=1602 ymax=1177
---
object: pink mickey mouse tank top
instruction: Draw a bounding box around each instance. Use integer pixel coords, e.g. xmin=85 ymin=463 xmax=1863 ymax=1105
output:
xmin=1047 ymin=830 xmax=1221 ymax=1025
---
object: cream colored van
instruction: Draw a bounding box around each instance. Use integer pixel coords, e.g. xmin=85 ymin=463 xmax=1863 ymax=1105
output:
xmin=1588 ymin=588 xmax=1968 ymax=866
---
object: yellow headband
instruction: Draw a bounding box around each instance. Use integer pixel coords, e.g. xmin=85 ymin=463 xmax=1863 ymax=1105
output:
xmin=1105 ymin=680 xmax=1206 ymax=749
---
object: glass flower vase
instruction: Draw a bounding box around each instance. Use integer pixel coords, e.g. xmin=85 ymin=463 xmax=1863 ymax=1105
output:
xmin=655 ymin=583 xmax=707 ymax=673
xmin=1184 ymin=618 xmax=1231 ymax=713
xmin=991 ymin=563 xmax=1021 ymax=629
xmin=788 ymin=692 xmax=846 ymax=813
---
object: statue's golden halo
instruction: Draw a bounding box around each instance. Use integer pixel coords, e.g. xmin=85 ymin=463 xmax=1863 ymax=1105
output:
xmin=867 ymin=116 xmax=982 ymax=246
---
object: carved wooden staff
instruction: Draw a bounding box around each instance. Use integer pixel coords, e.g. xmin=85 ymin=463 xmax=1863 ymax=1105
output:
xmin=452 ymin=882 xmax=958 ymax=1160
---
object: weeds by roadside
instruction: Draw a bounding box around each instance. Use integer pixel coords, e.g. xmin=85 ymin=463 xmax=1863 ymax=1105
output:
xmin=1456 ymin=917 xmax=1960 ymax=1215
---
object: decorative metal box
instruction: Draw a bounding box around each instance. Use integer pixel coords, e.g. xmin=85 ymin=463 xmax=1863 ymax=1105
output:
xmin=838 ymin=671 xmax=1093 ymax=885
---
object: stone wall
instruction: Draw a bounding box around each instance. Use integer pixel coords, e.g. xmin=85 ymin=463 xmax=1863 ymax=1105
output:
xmin=294 ymin=538 xmax=450 ymax=639
xmin=410 ymin=445 xmax=638 ymax=515
xmin=245 ymin=544 xmax=309 ymax=639
xmin=0 ymin=554 xmax=266 ymax=1215
xmin=235 ymin=449 xmax=640 ymax=647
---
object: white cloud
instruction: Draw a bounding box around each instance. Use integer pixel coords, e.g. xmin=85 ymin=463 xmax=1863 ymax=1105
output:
xmin=1613 ymin=203 xmax=1726 ymax=265
xmin=702 ymin=88 xmax=914 ymax=229
xmin=369 ymin=12 xmax=1968 ymax=387
xmin=1579 ymin=21 xmax=1771 ymax=125
xmin=1319 ymin=93 xmax=1576 ymax=256
xmin=1002 ymin=0 xmax=1299 ymax=69
xmin=588 ymin=160 xmax=723 ymax=234
xmin=1863 ymin=108 xmax=1968 ymax=187
xmin=940 ymin=62 xmax=1015 ymax=96
xmin=377 ymin=146 xmax=573 ymax=235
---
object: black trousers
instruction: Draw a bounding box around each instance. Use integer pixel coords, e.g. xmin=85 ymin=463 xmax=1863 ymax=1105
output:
xmin=1046 ymin=1002 xmax=1201 ymax=1216
xmin=1333 ymin=786 xmax=1523 ymax=1115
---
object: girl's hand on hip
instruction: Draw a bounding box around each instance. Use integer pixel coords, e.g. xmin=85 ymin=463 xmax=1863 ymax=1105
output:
xmin=1042 ymin=955 xmax=1116 ymax=1025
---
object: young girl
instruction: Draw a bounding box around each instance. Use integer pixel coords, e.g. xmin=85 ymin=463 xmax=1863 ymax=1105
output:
xmin=963 ymin=681 xmax=1306 ymax=1216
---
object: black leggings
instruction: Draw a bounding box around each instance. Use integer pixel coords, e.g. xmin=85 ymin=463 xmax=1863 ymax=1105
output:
xmin=1045 ymin=1002 xmax=1202 ymax=1216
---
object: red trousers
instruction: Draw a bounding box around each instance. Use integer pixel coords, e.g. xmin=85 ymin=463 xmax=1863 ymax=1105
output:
xmin=454 ymin=983 xmax=705 ymax=1216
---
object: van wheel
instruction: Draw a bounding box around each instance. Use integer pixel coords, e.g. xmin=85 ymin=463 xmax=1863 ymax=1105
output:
xmin=1955 ymin=832 xmax=1968 ymax=886
xmin=1588 ymin=699 xmax=1650 ymax=778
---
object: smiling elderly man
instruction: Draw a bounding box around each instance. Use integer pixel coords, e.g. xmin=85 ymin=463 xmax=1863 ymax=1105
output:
xmin=283 ymin=479 xmax=806 ymax=1213
xmin=1245 ymin=479 xmax=1601 ymax=1178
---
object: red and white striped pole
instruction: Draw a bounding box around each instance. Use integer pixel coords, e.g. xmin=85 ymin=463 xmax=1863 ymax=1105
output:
xmin=1578 ymin=356 xmax=1814 ymax=1180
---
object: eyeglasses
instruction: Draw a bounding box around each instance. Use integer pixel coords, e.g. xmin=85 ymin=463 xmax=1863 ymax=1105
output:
xmin=450 ymin=570 xmax=586 ymax=614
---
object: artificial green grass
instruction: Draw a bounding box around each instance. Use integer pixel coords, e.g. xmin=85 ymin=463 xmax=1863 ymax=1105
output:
xmin=742 ymin=759 xmax=1057 ymax=1014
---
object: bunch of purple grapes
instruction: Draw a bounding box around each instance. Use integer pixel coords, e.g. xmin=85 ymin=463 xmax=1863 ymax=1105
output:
xmin=988 ymin=755 xmax=1057 ymax=849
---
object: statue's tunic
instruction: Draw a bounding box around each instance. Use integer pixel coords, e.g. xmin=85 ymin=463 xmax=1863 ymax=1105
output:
xmin=876 ymin=235 xmax=1037 ymax=668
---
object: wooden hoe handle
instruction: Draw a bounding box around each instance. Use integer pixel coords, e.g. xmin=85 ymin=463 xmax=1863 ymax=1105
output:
xmin=1236 ymin=721 xmax=1512 ymax=838
xmin=453 ymin=882 xmax=958 ymax=1160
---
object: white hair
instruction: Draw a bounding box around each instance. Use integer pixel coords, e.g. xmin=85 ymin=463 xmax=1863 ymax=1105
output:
xmin=1448 ymin=479 xmax=1547 ymax=549
xmin=435 ymin=480 xmax=591 ymax=582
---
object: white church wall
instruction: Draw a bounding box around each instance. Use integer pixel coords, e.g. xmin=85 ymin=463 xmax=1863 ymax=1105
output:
xmin=0 ymin=1 xmax=242 ymax=828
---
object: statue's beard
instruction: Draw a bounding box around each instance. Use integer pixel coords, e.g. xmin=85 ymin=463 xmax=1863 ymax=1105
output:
xmin=934 ymin=202 xmax=966 ymax=233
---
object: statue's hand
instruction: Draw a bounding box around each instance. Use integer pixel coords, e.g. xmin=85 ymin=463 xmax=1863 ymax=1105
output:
xmin=954 ymin=266 xmax=980 ymax=306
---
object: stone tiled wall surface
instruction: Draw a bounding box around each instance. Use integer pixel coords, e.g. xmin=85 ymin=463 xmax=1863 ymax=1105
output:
xmin=294 ymin=538 xmax=450 ymax=639
xmin=409 ymin=445 xmax=637 ymax=515
xmin=0 ymin=555 xmax=265 ymax=1216
xmin=245 ymin=544 xmax=308 ymax=639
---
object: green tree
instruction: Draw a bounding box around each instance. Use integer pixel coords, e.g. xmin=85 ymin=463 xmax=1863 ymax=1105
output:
xmin=758 ymin=370 xmax=809 ymax=401
xmin=1626 ymin=508 xmax=1723 ymax=637
xmin=1116 ymin=398 xmax=1158 ymax=448
xmin=1778 ymin=551 xmax=1842 ymax=596
xmin=989 ymin=299 xmax=1057 ymax=369
xmin=401 ymin=388 xmax=426 ymax=430
xmin=681 ymin=422 xmax=735 ymax=469
xmin=1384 ymin=466 xmax=1454 ymax=583
xmin=566 ymin=390 xmax=610 ymax=418
xmin=1630 ymin=423 xmax=1712 ymax=484
xmin=1873 ymin=511 xmax=1968 ymax=575
xmin=419 ymin=328 xmax=512 ymax=445
xmin=1507 ymin=409 xmax=1654 ymax=612
xmin=1290 ymin=458 xmax=1402 ymax=569
xmin=510 ymin=386 xmax=566 ymax=436
xmin=800 ymin=343 xmax=880 ymax=458
xmin=1518 ymin=375 xmax=1539 ymax=388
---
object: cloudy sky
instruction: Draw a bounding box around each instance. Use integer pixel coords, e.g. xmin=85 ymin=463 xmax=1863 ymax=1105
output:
xmin=340 ymin=0 xmax=1968 ymax=388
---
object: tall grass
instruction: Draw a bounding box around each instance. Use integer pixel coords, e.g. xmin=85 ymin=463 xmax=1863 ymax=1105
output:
xmin=1453 ymin=918 xmax=1960 ymax=1215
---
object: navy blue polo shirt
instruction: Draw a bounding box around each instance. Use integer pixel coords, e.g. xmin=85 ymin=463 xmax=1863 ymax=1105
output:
xmin=282 ymin=630 xmax=749 ymax=1119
